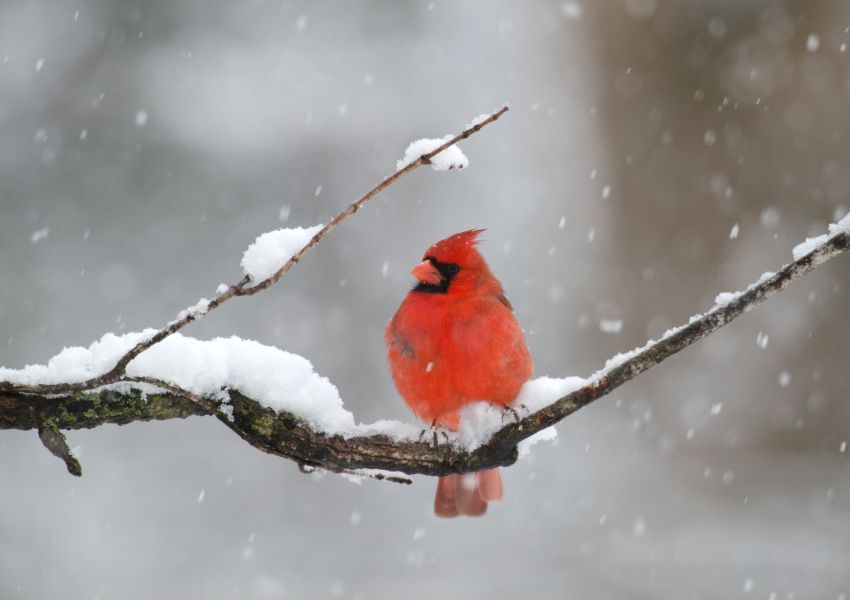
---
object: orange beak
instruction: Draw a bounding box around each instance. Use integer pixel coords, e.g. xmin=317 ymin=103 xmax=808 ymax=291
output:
xmin=411 ymin=260 xmax=443 ymax=285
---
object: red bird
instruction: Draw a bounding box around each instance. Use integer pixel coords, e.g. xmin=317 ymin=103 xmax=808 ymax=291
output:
xmin=386 ymin=230 xmax=533 ymax=517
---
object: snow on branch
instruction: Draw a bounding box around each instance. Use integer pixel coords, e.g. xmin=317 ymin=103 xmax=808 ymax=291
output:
xmin=0 ymin=105 xmax=510 ymax=400
xmin=1 ymin=220 xmax=847 ymax=479
xmin=241 ymin=225 xmax=325 ymax=282
xmin=397 ymin=137 xmax=469 ymax=171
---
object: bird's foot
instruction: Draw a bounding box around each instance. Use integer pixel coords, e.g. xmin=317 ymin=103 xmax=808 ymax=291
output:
xmin=501 ymin=404 xmax=528 ymax=424
xmin=419 ymin=419 xmax=450 ymax=448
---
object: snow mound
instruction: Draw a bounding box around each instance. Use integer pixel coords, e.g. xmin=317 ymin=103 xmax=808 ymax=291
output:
xmin=130 ymin=334 xmax=353 ymax=434
xmin=0 ymin=330 xmax=354 ymax=435
xmin=241 ymin=224 xmax=324 ymax=282
xmin=453 ymin=376 xmax=587 ymax=454
xmin=0 ymin=330 xmax=155 ymax=386
xmin=396 ymin=136 xmax=468 ymax=171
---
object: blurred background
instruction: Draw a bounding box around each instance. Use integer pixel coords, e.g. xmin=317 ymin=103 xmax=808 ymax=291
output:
xmin=1 ymin=0 xmax=849 ymax=598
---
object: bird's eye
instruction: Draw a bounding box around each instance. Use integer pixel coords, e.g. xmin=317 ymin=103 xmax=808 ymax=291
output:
xmin=447 ymin=263 xmax=460 ymax=275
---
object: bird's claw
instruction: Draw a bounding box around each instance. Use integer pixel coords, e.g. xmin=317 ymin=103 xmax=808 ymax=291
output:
xmin=419 ymin=420 xmax=450 ymax=448
xmin=501 ymin=404 xmax=528 ymax=424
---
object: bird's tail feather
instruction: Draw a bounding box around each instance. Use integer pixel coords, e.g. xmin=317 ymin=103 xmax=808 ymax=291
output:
xmin=434 ymin=468 xmax=503 ymax=518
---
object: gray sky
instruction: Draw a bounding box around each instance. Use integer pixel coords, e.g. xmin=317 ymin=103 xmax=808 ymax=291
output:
xmin=1 ymin=1 xmax=849 ymax=598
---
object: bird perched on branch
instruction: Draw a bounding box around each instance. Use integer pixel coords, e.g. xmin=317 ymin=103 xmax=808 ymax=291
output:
xmin=386 ymin=230 xmax=533 ymax=517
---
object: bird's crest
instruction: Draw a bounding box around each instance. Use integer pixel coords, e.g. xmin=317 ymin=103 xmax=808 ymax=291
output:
xmin=425 ymin=229 xmax=485 ymax=263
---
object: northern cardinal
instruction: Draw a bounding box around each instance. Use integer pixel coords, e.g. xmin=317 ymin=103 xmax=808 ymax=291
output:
xmin=386 ymin=230 xmax=533 ymax=517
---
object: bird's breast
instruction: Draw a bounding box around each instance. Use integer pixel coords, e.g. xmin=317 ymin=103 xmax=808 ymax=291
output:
xmin=386 ymin=291 xmax=532 ymax=424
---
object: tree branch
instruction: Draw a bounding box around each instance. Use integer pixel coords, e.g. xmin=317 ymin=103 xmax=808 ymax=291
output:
xmin=3 ymin=232 xmax=847 ymax=478
xmin=0 ymin=105 xmax=509 ymax=397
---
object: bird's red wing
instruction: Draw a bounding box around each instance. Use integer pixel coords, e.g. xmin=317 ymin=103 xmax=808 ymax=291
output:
xmin=495 ymin=291 xmax=513 ymax=311
xmin=386 ymin=293 xmax=459 ymax=424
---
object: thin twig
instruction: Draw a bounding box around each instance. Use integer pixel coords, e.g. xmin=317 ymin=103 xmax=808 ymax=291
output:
xmin=237 ymin=105 xmax=510 ymax=296
xmin=0 ymin=105 xmax=509 ymax=397
xmin=4 ymin=231 xmax=847 ymax=478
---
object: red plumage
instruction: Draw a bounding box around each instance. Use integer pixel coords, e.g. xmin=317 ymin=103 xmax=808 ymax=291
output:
xmin=386 ymin=230 xmax=533 ymax=517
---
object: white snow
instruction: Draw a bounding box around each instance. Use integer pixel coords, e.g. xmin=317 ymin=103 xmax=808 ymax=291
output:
xmin=0 ymin=330 xmax=355 ymax=435
xmin=792 ymin=212 xmax=850 ymax=260
xmin=453 ymin=376 xmax=587 ymax=454
xmin=518 ymin=426 xmax=559 ymax=458
xmin=0 ymin=330 xmax=154 ymax=386
xmin=464 ymin=107 xmax=506 ymax=130
xmin=132 ymin=333 xmax=353 ymax=434
xmin=729 ymin=223 xmax=739 ymax=239
xmin=241 ymin=224 xmax=324 ymax=282
xmin=714 ymin=291 xmax=737 ymax=305
xmin=792 ymin=233 xmax=829 ymax=260
xmin=172 ymin=297 xmax=211 ymax=324
xmin=806 ymin=33 xmax=820 ymax=53
xmin=828 ymin=209 xmax=850 ymax=233
xmin=355 ymin=418 xmax=422 ymax=441
xmin=598 ymin=319 xmax=623 ymax=333
xmin=277 ymin=204 xmax=291 ymax=222
xmin=712 ymin=271 xmax=776 ymax=308
xmin=30 ymin=228 xmax=50 ymax=244
xmin=396 ymin=137 xmax=468 ymax=171
xmin=464 ymin=114 xmax=491 ymax=129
